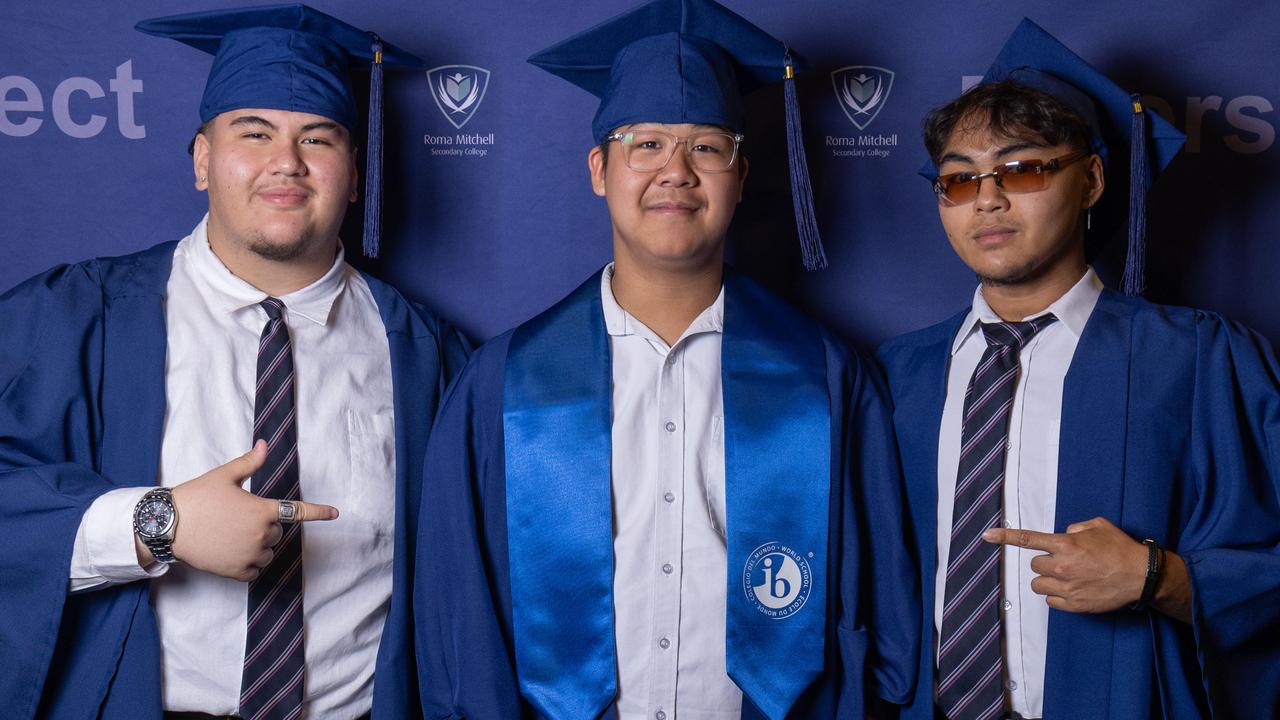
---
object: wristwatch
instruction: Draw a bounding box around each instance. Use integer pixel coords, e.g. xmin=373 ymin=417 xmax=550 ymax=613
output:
xmin=133 ymin=488 xmax=179 ymax=564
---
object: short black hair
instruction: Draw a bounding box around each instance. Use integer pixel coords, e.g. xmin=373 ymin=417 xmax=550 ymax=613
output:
xmin=923 ymin=79 xmax=1094 ymax=164
xmin=187 ymin=119 xmax=213 ymax=156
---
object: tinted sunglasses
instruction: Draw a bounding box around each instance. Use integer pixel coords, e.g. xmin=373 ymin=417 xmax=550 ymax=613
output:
xmin=932 ymin=150 xmax=1091 ymax=206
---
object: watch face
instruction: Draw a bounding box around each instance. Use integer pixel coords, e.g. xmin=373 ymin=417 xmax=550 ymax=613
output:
xmin=137 ymin=498 xmax=173 ymax=537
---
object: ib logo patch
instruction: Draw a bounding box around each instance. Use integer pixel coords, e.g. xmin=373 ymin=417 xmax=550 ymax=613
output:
xmin=832 ymin=66 xmax=895 ymax=130
xmin=427 ymin=65 xmax=490 ymax=129
xmin=743 ymin=542 xmax=813 ymax=619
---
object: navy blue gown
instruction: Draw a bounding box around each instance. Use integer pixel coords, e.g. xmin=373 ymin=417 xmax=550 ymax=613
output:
xmin=0 ymin=241 xmax=469 ymax=719
xmin=878 ymin=290 xmax=1280 ymax=719
xmin=414 ymin=270 xmax=920 ymax=720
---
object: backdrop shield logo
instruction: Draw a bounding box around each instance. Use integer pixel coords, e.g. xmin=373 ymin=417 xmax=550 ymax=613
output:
xmin=427 ymin=65 xmax=491 ymax=129
xmin=831 ymin=66 xmax=895 ymax=131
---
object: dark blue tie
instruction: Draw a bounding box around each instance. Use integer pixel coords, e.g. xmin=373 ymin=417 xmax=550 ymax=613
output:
xmin=241 ymin=297 xmax=305 ymax=720
xmin=937 ymin=315 xmax=1057 ymax=720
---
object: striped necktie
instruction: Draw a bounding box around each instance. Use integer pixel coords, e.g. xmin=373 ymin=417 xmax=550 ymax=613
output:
xmin=937 ymin=314 xmax=1057 ymax=720
xmin=241 ymin=297 xmax=306 ymax=720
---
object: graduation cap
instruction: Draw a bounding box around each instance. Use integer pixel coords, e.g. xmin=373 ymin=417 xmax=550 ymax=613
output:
xmin=924 ymin=18 xmax=1186 ymax=296
xmin=136 ymin=4 xmax=425 ymax=258
xmin=529 ymin=0 xmax=828 ymax=271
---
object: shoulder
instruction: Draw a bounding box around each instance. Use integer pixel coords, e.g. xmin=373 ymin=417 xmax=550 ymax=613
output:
xmin=358 ymin=271 xmax=451 ymax=338
xmin=1101 ymin=292 xmax=1272 ymax=354
xmin=875 ymin=309 xmax=968 ymax=374
xmin=355 ymin=270 xmax=473 ymax=366
xmin=0 ymin=241 xmax=176 ymax=392
xmin=431 ymin=329 xmax=515 ymax=440
xmin=3 ymin=241 xmax=175 ymax=303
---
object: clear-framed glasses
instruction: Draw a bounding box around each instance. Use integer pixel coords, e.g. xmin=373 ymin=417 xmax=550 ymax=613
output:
xmin=932 ymin=150 xmax=1091 ymax=206
xmin=605 ymin=128 xmax=745 ymax=173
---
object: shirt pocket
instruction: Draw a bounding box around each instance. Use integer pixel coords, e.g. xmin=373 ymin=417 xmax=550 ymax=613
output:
xmin=345 ymin=408 xmax=397 ymax=532
xmin=702 ymin=415 xmax=728 ymax=536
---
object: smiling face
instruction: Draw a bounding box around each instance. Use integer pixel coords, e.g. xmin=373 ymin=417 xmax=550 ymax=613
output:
xmin=588 ymin=122 xmax=747 ymax=274
xmin=193 ymin=107 xmax=357 ymax=266
xmin=935 ymin=119 xmax=1104 ymax=290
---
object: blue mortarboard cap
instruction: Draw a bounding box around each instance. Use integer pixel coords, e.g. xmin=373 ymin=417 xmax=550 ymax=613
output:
xmin=922 ymin=19 xmax=1187 ymax=296
xmin=136 ymin=4 xmax=425 ymax=258
xmin=529 ymin=0 xmax=829 ymax=271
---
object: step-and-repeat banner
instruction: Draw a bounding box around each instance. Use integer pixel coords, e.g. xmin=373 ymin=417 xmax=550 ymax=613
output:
xmin=3 ymin=1 xmax=1277 ymax=349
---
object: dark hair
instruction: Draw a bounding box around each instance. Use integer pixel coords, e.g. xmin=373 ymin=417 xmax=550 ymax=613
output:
xmin=187 ymin=119 xmax=213 ymax=156
xmin=923 ymin=79 xmax=1093 ymax=164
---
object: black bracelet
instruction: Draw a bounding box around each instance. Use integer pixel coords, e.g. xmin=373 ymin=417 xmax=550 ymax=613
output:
xmin=1130 ymin=538 xmax=1164 ymax=611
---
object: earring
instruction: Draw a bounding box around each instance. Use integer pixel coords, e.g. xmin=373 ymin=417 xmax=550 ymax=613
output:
xmin=1086 ymin=207 xmax=1092 ymax=231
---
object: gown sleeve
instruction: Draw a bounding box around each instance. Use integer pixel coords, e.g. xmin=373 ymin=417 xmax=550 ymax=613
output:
xmin=1179 ymin=312 xmax=1280 ymax=717
xmin=0 ymin=261 xmax=128 ymax=716
xmin=415 ymin=334 xmax=529 ymax=719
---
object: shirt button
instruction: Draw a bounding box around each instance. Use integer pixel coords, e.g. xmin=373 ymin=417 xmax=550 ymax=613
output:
xmin=665 ymin=421 xmax=676 ymax=432
xmin=662 ymin=563 xmax=673 ymax=575
xmin=663 ymin=492 xmax=675 ymax=503
xmin=1002 ymin=599 xmax=1012 ymax=611
xmin=665 ymin=355 xmax=676 ymax=366
xmin=1005 ymin=439 xmax=1013 ymax=451
xmin=1003 ymin=519 xmax=1012 ymax=528
xmin=656 ymin=712 xmax=667 ymax=720
xmin=1008 ymin=680 xmax=1018 ymax=691
xmin=658 ymin=637 xmax=670 ymax=649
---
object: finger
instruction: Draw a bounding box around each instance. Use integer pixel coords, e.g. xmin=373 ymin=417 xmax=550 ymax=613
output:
xmin=219 ymin=440 xmax=268 ymax=484
xmin=1045 ymin=595 xmax=1073 ymax=612
xmin=294 ymin=501 xmax=339 ymax=522
xmin=255 ymin=548 xmax=275 ymax=568
xmin=1065 ymin=518 xmax=1098 ymax=534
xmin=983 ymin=527 xmax=1064 ymax=552
xmin=238 ymin=567 xmax=262 ymax=583
xmin=1029 ymin=554 xmax=1055 ymax=576
xmin=1030 ymin=575 xmax=1066 ymax=597
xmin=266 ymin=522 xmax=284 ymax=547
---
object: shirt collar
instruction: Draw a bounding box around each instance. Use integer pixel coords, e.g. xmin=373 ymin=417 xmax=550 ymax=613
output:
xmin=184 ymin=214 xmax=348 ymax=326
xmin=600 ymin=263 xmax=724 ymax=347
xmin=950 ymin=266 xmax=1104 ymax=356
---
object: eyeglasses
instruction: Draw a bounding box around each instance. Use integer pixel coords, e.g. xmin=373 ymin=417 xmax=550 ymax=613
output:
xmin=605 ymin=129 xmax=745 ymax=173
xmin=932 ymin=150 xmax=1091 ymax=206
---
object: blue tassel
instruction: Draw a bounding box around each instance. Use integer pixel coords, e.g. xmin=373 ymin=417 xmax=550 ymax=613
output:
xmin=783 ymin=52 xmax=827 ymax=271
xmin=362 ymin=34 xmax=384 ymax=258
xmin=1121 ymin=93 xmax=1149 ymax=297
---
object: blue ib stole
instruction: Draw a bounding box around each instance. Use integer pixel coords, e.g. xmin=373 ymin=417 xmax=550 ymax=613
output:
xmin=504 ymin=270 xmax=830 ymax=720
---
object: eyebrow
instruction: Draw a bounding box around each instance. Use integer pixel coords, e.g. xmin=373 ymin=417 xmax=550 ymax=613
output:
xmin=227 ymin=116 xmax=342 ymax=135
xmin=229 ymin=115 xmax=276 ymax=130
xmin=300 ymin=120 xmax=341 ymax=134
xmin=938 ymin=142 xmax=1047 ymax=167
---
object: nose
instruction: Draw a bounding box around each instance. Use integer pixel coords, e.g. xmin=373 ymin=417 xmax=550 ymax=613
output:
xmin=657 ymin=140 xmax=697 ymax=186
xmin=973 ymin=172 xmax=1009 ymax=213
xmin=271 ymin=142 xmax=306 ymax=176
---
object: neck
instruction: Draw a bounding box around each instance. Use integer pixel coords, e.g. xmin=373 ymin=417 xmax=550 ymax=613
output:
xmin=610 ymin=250 xmax=724 ymax=347
xmin=206 ymin=224 xmax=337 ymax=298
xmin=980 ymin=256 xmax=1087 ymax=322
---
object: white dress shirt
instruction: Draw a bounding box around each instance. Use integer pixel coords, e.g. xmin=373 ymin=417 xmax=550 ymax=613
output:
xmin=934 ymin=267 xmax=1102 ymax=718
xmin=68 ymin=217 xmax=396 ymax=718
xmin=602 ymin=265 xmax=743 ymax=720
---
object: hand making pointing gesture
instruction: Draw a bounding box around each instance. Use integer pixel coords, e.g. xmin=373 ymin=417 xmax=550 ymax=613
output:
xmin=134 ymin=440 xmax=339 ymax=582
xmin=983 ymin=516 xmax=1192 ymax=623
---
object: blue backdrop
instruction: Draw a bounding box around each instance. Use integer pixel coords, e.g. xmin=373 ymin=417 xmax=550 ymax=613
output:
xmin=3 ymin=1 xmax=1277 ymax=350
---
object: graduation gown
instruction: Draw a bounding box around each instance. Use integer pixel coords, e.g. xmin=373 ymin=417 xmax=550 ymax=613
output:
xmin=414 ymin=269 xmax=919 ymax=720
xmin=876 ymin=289 xmax=1280 ymax=719
xmin=0 ymin=240 xmax=469 ymax=719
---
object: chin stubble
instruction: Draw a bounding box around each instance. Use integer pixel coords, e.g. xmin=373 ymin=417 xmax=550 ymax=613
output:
xmin=245 ymin=229 xmax=314 ymax=262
